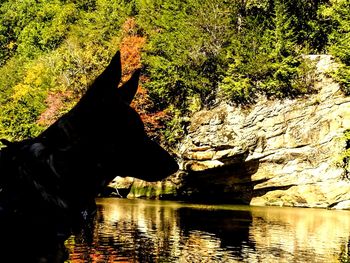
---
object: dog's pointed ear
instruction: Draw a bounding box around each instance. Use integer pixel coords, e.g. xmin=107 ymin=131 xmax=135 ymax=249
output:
xmin=117 ymin=69 xmax=140 ymax=104
xmin=94 ymin=51 xmax=122 ymax=89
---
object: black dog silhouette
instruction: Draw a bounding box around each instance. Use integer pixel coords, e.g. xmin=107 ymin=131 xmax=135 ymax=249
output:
xmin=0 ymin=51 xmax=178 ymax=262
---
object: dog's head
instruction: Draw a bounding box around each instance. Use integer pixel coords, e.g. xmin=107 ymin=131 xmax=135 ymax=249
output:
xmin=39 ymin=51 xmax=178 ymax=183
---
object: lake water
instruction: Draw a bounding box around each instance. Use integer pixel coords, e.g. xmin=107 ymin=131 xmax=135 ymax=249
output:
xmin=64 ymin=198 xmax=350 ymax=262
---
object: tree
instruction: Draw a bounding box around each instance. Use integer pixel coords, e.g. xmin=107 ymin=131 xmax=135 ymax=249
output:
xmin=220 ymin=0 xmax=323 ymax=103
xmin=321 ymin=0 xmax=350 ymax=94
xmin=136 ymin=0 xmax=232 ymax=110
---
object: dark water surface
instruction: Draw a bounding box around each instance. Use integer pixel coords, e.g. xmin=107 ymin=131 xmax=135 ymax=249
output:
xmin=64 ymin=198 xmax=350 ymax=262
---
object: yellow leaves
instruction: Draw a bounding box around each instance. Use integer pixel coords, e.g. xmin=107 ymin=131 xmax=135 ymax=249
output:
xmin=6 ymin=41 xmax=16 ymax=50
xmin=331 ymin=0 xmax=346 ymax=4
xmin=12 ymin=83 xmax=31 ymax=101
xmin=12 ymin=62 xmax=47 ymax=101
xmin=320 ymin=5 xmax=334 ymax=18
xmin=79 ymin=75 xmax=88 ymax=87
xmin=320 ymin=0 xmax=346 ymax=19
xmin=25 ymin=63 xmax=46 ymax=86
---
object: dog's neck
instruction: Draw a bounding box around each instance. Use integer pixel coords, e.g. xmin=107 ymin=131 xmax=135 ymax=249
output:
xmin=1 ymin=137 xmax=101 ymax=213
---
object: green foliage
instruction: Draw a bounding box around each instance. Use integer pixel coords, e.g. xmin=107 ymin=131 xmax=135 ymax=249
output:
xmin=321 ymin=0 xmax=350 ymax=95
xmin=136 ymin=0 xmax=232 ymax=109
xmin=0 ymin=0 xmax=77 ymax=61
xmin=0 ymin=58 xmax=54 ymax=140
xmin=133 ymin=0 xmax=234 ymax=144
xmin=161 ymin=107 xmax=186 ymax=146
xmin=0 ymin=0 xmax=131 ymax=141
xmin=220 ymin=0 xmax=322 ymax=103
xmin=331 ymin=64 xmax=350 ymax=95
xmin=0 ymin=92 xmax=46 ymax=141
xmin=341 ymin=130 xmax=350 ymax=176
xmin=0 ymin=0 xmax=348 ymax=146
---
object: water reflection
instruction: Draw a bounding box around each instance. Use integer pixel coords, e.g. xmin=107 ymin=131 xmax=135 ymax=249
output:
xmin=65 ymin=199 xmax=350 ymax=262
xmin=249 ymin=207 xmax=350 ymax=262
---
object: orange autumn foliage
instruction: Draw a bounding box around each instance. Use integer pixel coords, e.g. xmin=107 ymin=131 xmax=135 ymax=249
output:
xmin=120 ymin=18 xmax=169 ymax=141
xmin=38 ymin=17 xmax=169 ymax=142
xmin=37 ymin=90 xmax=72 ymax=126
xmin=120 ymin=18 xmax=145 ymax=81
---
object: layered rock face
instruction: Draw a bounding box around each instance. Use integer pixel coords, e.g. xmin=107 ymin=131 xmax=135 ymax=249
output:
xmin=111 ymin=55 xmax=350 ymax=208
xmin=179 ymin=55 xmax=350 ymax=208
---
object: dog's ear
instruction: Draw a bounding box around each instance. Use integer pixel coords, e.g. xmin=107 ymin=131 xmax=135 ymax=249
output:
xmin=93 ymin=51 xmax=122 ymax=91
xmin=117 ymin=69 xmax=140 ymax=105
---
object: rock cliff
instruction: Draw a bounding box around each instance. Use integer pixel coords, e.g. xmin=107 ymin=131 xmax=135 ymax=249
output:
xmin=113 ymin=55 xmax=350 ymax=209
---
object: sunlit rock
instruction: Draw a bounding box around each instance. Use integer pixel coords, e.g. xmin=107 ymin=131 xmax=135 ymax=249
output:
xmin=177 ymin=55 xmax=350 ymax=208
